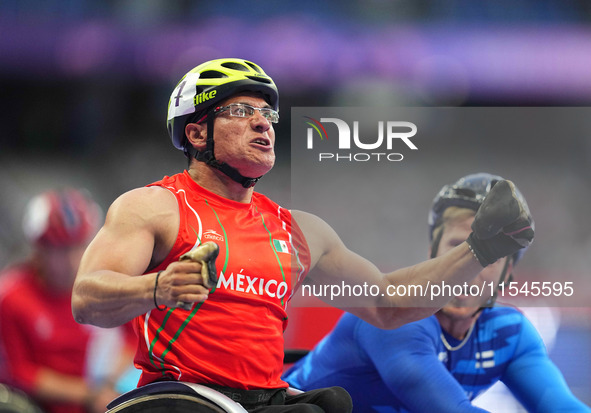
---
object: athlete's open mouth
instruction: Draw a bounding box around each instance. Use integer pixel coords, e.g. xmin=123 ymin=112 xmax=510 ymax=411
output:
xmin=251 ymin=137 xmax=271 ymax=147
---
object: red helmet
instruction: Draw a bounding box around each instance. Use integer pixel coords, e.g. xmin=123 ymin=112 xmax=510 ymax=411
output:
xmin=22 ymin=188 xmax=102 ymax=247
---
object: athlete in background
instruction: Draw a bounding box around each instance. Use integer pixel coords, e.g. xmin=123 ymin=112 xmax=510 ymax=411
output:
xmin=0 ymin=188 xmax=135 ymax=413
xmin=283 ymin=173 xmax=589 ymax=412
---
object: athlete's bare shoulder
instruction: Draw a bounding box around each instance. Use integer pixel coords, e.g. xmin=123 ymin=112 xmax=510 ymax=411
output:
xmin=291 ymin=209 xmax=342 ymax=269
xmin=105 ymin=186 xmax=180 ymax=263
xmin=291 ymin=210 xmax=329 ymax=234
xmin=107 ymin=186 xmax=176 ymax=222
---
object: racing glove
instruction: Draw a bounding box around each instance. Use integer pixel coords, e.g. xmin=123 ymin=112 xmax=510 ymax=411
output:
xmin=176 ymin=241 xmax=220 ymax=310
xmin=466 ymin=180 xmax=534 ymax=267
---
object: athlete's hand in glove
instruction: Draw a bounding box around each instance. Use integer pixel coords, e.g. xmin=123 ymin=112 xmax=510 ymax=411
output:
xmin=176 ymin=241 xmax=220 ymax=310
xmin=466 ymin=180 xmax=534 ymax=267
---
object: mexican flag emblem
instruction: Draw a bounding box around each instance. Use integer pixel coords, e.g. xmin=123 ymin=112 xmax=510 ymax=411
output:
xmin=273 ymin=239 xmax=292 ymax=254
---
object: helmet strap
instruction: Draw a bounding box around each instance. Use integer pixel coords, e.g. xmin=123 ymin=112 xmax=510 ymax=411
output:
xmin=471 ymin=257 xmax=512 ymax=317
xmin=432 ymin=227 xmax=511 ymax=318
xmin=185 ymin=111 xmax=262 ymax=189
xmin=430 ymin=229 xmax=444 ymax=259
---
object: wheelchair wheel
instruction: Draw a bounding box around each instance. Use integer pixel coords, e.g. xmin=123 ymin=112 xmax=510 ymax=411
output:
xmin=0 ymin=384 xmax=43 ymax=413
xmin=107 ymin=393 xmax=227 ymax=413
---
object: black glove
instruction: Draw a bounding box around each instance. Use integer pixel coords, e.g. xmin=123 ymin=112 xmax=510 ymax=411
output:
xmin=466 ymin=180 xmax=534 ymax=267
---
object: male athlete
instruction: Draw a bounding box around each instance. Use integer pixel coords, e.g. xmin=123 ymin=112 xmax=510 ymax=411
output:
xmin=0 ymin=188 xmax=132 ymax=413
xmin=71 ymin=59 xmax=533 ymax=412
xmin=283 ymin=173 xmax=589 ymax=412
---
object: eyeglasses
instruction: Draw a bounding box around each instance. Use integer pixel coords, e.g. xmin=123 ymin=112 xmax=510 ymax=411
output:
xmin=214 ymin=103 xmax=279 ymax=123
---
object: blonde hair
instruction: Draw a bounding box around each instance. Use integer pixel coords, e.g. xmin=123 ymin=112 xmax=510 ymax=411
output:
xmin=431 ymin=206 xmax=475 ymax=246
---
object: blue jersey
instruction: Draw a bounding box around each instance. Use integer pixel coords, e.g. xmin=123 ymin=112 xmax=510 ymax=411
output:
xmin=283 ymin=307 xmax=590 ymax=413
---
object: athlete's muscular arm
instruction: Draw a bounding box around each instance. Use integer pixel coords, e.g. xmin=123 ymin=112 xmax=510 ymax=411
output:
xmin=292 ymin=179 xmax=533 ymax=328
xmin=72 ymin=187 xmax=210 ymax=328
xmin=357 ymin=320 xmax=489 ymax=413
xmin=292 ymin=210 xmax=483 ymax=329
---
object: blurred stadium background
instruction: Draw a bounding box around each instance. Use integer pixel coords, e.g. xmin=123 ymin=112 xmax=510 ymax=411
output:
xmin=1 ymin=1 xmax=590 ymax=410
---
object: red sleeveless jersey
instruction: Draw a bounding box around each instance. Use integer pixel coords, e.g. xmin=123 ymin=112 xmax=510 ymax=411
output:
xmin=134 ymin=171 xmax=311 ymax=390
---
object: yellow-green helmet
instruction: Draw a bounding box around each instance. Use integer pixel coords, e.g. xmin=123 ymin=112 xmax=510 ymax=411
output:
xmin=166 ymin=58 xmax=279 ymax=152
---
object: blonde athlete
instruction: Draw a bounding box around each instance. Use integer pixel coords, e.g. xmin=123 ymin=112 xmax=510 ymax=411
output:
xmin=284 ymin=174 xmax=589 ymax=412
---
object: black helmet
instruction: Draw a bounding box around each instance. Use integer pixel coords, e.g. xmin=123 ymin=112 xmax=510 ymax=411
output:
xmin=428 ymin=173 xmax=533 ymax=263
